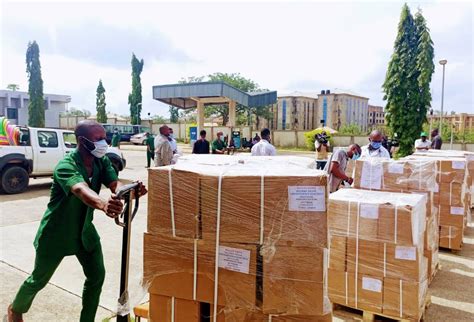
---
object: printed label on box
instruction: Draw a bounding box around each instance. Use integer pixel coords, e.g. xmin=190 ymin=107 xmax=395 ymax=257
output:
xmin=359 ymin=203 xmax=379 ymax=219
xmin=452 ymin=161 xmax=465 ymax=170
xmin=433 ymin=184 xmax=439 ymax=193
xmin=395 ymin=246 xmax=417 ymax=261
xmin=218 ymin=246 xmax=250 ymax=274
xmin=388 ymin=163 xmax=404 ymax=174
xmin=451 ymin=207 xmax=464 ymax=215
xmin=360 ymin=162 xmax=383 ymax=190
xmin=288 ymin=186 xmax=326 ymax=211
xmin=362 ymin=277 xmax=382 ymax=292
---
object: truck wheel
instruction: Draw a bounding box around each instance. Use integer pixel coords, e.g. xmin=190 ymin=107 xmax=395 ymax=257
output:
xmin=1 ymin=166 xmax=29 ymax=194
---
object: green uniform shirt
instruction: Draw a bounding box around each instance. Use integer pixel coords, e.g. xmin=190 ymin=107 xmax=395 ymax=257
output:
xmin=146 ymin=135 xmax=155 ymax=152
xmin=212 ymin=139 xmax=227 ymax=153
xmin=111 ymin=133 xmax=121 ymax=147
xmin=33 ymin=150 xmax=118 ymax=256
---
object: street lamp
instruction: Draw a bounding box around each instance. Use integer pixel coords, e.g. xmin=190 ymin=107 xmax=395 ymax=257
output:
xmin=439 ymin=59 xmax=447 ymax=136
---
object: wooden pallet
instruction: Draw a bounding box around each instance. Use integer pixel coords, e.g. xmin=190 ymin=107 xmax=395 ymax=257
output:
xmin=333 ymin=296 xmax=431 ymax=322
xmin=439 ymin=246 xmax=462 ymax=254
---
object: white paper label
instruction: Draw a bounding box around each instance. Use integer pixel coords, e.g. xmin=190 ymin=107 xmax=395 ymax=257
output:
xmin=451 ymin=207 xmax=464 ymax=215
xmin=360 ymin=162 xmax=383 ymax=190
xmin=360 ymin=203 xmax=379 ymax=219
xmin=388 ymin=163 xmax=404 ymax=174
xmin=452 ymin=161 xmax=465 ymax=170
xmin=288 ymin=186 xmax=326 ymax=212
xmin=395 ymin=246 xmax=417 ymax=261
xmin=433 ymin=184 xmax=439 ymax=193
xmin=218 ymin=246 xmax=250 ymax=274
xmin=362 ymin=277 xmax=382 ymax=292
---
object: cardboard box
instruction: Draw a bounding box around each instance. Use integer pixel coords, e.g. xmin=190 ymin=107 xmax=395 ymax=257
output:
xmin=149 ymin=294 xmax=201 ymax=322
xmin=270 ymin=313 xmax=333 ymax=321
xmin=346 ymin=238 xmax=385 ymax=277
xmin=329 ymin=235 xmax=346 ymax=271
xmin=383 ymin=278 xmax=428 ymax=320
xmin=439 ymin=182 xmax=465 ymax=206
xmin=201 ymin=175 xmax=328 ymax=247
xmin=262 ymin=246 xmax=326 ymax=315
xmin=353 ymin=160 xmax=409 ymax=191
xmin=144 ymin=233 xmax=257 ymax=308
xmin=439 ymin=159 xmax=467 ymax=183
xmin=439 ymin=225 xmax=463 ymax=250
xmin=148 ymin=168 xmax=199 ymax=238
xmin=424 ymin=214 xmax=439 ymax=252
xmin=328 ymin=270 xmax=383 ymax=313
xmin=424 ymin=248 xmax=439 ymax=282
xmin=377 ymin=204 xmax=416 ymax=245
xmin=439 ymin=205 xmax=466 ymax=228
xmin=385 ymin=244 xmax=426 ymax=281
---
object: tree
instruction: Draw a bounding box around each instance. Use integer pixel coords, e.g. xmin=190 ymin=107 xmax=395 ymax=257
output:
xmin=64 ymin=107 xmax=91 ymax=117
xmin=6 ymin=84 xmax=19 ymax=91
xmin=96 ymin=80 xmax=107 ymax=123
xmin=26 ymin=41 xmax=45 ymax=127
xmin=338 ymin=124 xmax=364 ymax=135
xmin=169 ymin=106 xmax=179 ymax=123
xmin=382 ymin=4 xmax=431 ymax=156
xmin=152 ymin=115 xmax=167 ymax=124
xmin=128 ymin=53 xmax=144 ymax=125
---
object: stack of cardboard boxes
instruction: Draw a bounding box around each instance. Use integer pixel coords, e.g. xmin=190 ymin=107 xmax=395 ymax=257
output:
xmin=404 ymin=153 xmax=472 ymax=251
xmin=144 ymin=156 xmax=332 ymax=321
xmin=328 ymin=189 xmax=429 ymax=320
xmin=349 ymin=158 xmax=440 ymax=281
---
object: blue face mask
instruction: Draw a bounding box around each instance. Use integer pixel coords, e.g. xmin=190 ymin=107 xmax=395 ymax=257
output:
xmin=370 ymin=141 xmax=382 ymax=150
xmin=352 ymin=153 xmax=360 ymax=161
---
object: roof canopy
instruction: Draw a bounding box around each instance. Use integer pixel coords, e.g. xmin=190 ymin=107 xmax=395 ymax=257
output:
xmin=152 ymin=81 xmax=277 ymax=109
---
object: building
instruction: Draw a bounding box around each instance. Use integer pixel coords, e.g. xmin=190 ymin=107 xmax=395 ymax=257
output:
xmin=368 ymin=105 xmax=385 ymax=129
xmin=274 ymin=92 xmax=319 ymax=130
xmin=0 ymin=90 xmax=71 ymax=128
xmin=428 ymin=113 xmax=474 ymax=133
xmin=317 ymin=89 xmax=369 ymax=132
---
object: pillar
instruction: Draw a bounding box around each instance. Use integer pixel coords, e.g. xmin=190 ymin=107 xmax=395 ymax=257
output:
xmin=228 ymin=100 xmax=236 ymax=128
xmin=197 ymin=100 xmax=204 ymax=133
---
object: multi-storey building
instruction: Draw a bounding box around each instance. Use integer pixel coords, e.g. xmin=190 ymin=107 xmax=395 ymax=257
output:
xmin=274 ymin=92 xmax=319 ymax=130
xmin=368 ymin=105 xmax=385 ymax=129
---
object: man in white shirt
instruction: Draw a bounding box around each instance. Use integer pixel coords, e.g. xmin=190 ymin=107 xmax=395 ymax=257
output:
xmin=251 ymin=128 xmax=277 ymax=156
xmin=168 ymin=128 xmax=178 ymax=153
xmin=360 ymin=130 xmax=391 ymax=159
xmin=415 ymin=132 xmax=431 ymax=151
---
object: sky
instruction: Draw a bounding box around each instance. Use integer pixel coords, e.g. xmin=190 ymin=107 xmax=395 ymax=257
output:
xmin=1 ymin=0 xmax=473 ymax=118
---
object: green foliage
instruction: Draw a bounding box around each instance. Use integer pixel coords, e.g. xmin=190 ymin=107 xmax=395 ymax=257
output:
xmin=63 ymin=107 xmax=91 ymax=117
xmin=6 ymin=84 xmax=19 ymax=91
xmin=96 ymin=79 xmax=107 ymax=123
xmin=338 ymin=124 xmax=364 ymax=135
xmin=152 ymin=114 xmax=167 ymax=124
xmin=304 ymin=128 xmax=333 ymax=151
xmin=169 ymin=106 xmax=179 ymax=123
xmin=26 ymin=41 xmax=45 ymax=127
xmin=128 ymin=53 xmax=144 ymax=125
xmin=382 ymin=5 xmax=434 ymax=157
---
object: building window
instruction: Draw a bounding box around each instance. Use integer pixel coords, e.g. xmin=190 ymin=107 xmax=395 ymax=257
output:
xmin=7 ymin=108 xmax=18 ymax=120
xmin=323 ymin=97 xmax=328 ymax=126
xmin=282 ymin=100 xmax=287 ymax=130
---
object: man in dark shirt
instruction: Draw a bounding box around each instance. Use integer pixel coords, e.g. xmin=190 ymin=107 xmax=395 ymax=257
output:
xmin=192 ymin=130 xmax=210 ymax=154
xmin=431 ymin=128 xmax=443 ymax=150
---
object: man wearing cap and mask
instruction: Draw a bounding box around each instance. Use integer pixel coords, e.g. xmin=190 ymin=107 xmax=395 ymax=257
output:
xmin=415 ymin=132 xmax=431 ymax=151
xmin=7 ymin=120 xmax=147 ymax=322
xmin=360 ymin=130 xmax=391 ymax=159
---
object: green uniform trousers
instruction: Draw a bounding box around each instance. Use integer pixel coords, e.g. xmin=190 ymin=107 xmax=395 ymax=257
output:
xmin=12 ymin=244 xmax=105 ymax=322
xmin=147 ymin=151 xmax=154 ymax=168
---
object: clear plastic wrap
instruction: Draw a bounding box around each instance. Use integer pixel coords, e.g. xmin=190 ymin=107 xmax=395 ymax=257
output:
xmin=144 ymin=155 xmax=331 ymax=321
xmin=327 ymin=189 xmax=429 ymax=320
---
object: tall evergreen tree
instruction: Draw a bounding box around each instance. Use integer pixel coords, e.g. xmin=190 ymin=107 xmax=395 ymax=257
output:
xmin=128 ymin=53 xmax=144 ymax=125
xmin=96 ymin=80 xmax=107 ymax=123
xmin=414 ymin=9 xmax=435 ymax=129
xmin=169 ymin=106 xmax=179 ymax=123
xmin=26 ymin=41 xmax=45 ymax=127
xmin=382 ymin=4 xmax=421 ymax=156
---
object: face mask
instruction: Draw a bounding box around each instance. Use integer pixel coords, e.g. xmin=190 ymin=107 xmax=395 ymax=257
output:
xmin=169 ymin=134 xmax=175 ymax=139
xmin=370 ymin=141 xmax=382 ymax=150
xmin=352 ymin=153 xmax=360 ymax=161
xmin=82 ymin=137 xmax=108 ymax=158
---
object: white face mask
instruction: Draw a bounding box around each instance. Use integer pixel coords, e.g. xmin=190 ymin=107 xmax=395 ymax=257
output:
xmin=82 ymin=137 xmax=108 ymax=158
xmin=169 ymin=133 xmax=175 ymax=139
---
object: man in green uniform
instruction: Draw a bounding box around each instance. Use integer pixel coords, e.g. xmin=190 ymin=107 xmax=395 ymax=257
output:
xmin=7 ymin=120 xmax=146 ymax=322
xmin=145 ymin=132 xmax=155 ymax=168
xmin=111 ymin=128 xmax=121 ymax=148
xmin=212 ymin=131 xmax=228 ymax=154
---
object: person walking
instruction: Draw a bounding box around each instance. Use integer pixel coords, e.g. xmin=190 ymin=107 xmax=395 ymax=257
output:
xmin=192 ymin=130 xmax=210 ymax=154
xmin=110 ymin=128 xmax=121 ymax=148
xmin=154 ymin=125 xmax=174 ymax=166
xmin=145 ymin=132 xmax=155 ymax=168
xmin=7 ymin=121 xmax=147 ymax=322
xmin=251 ymin=128 xmax=277 ymax=156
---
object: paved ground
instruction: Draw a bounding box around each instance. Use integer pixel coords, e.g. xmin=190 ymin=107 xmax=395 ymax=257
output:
xmin=0 ymin=144 xmax=473 ymax=321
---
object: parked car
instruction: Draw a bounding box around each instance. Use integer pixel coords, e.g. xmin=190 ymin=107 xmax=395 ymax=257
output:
xmin=0 ymin=127 xmax=126 ymax=194
xmin=130 ymin=132 xmax=149 ymax=145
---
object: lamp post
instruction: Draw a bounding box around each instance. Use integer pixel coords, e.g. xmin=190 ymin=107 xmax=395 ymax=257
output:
xmin=439 ymin=59 xmax=447 ymax=136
